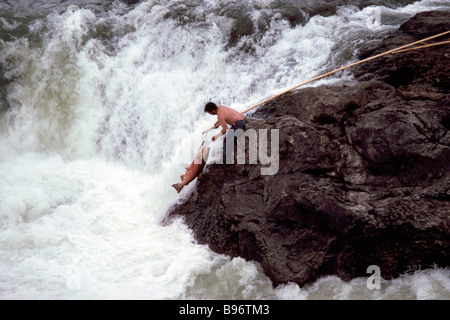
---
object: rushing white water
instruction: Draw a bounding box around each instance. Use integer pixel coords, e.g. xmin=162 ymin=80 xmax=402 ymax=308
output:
xmin=1 ymin=0 xmax=449 ymax=299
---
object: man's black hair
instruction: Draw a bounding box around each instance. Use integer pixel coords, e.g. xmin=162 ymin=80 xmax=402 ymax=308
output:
xmin=204 ymin=102 xmax=218 ymax=113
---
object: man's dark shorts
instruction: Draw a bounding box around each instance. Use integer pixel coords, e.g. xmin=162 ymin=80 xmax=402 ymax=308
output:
xmin=223 ymin=118 xmax=248 ymax=164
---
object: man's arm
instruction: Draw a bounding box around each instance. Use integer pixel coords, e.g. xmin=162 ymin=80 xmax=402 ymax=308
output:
xmin=212 ymin=116 xmax=228 ymax=141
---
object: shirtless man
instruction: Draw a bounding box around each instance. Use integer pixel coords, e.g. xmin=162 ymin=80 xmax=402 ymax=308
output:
xmin=204 ymin=102 xmax=248 ymax=164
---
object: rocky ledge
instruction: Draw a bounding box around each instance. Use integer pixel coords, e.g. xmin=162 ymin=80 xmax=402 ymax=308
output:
xmin=167 ymin=11 xmax=450 ymax=287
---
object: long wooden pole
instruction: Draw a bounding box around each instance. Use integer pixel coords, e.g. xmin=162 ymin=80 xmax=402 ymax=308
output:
xmin=201 ymin=30 xmax=449 ymax=134
xmin=239 ymin=30 xmax=450 ymax=115
xmin=389 ymin=40 xmax=450 ymax=54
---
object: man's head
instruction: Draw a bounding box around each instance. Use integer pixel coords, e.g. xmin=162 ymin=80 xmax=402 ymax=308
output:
xmin=204 ymin=102 xmax=218 ymax=115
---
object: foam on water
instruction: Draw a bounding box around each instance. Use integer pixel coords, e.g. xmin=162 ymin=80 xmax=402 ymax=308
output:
xmin=273 ymin=268 xmax=450 ymax=300
xmin=0 ymin=153 xmax=226 ymax=299
xmin=1 ymin=0 xmax=449 ymax=299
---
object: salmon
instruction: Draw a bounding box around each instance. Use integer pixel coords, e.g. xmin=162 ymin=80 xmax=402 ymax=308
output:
xmin=172 ymin=147 xmax=210 ymax=193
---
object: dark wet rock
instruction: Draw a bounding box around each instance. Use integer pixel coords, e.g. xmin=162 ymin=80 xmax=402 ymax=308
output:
xmin=299 ymin=0 xmax=418 ymax=18
xmin=271 ymin=1 xmax=309 ymax=27
xmin=120 ymin=0 xmax=141 ymax=5
xmin=228 ymin=15 xmax=254 ymax=48
xmin=167 ymin=11 xmax=450 ymax=287
xmin=353 ymin=10 xmax=450 ymax=90
xmin=399 ymin=10 xmax=450 ymax=38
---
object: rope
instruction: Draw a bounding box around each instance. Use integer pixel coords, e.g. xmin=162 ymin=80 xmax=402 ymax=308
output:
xmin=199 ymin=130 xmax=209 ymax=150
xmin=201 ymin=30 xmax=449 ymax=135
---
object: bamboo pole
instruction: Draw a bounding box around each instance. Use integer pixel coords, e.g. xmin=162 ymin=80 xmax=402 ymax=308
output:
xmin=201 ymin=30 xmax=449 ymax=134
xmin=389 ymin=40 xmax=450 ymax=54
xmin=239 ymin=30 xmax=450 ymax=115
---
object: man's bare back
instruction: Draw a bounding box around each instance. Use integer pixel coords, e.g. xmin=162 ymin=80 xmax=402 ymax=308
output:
xmin=217 ymin=105 xmax=245 ymax=127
